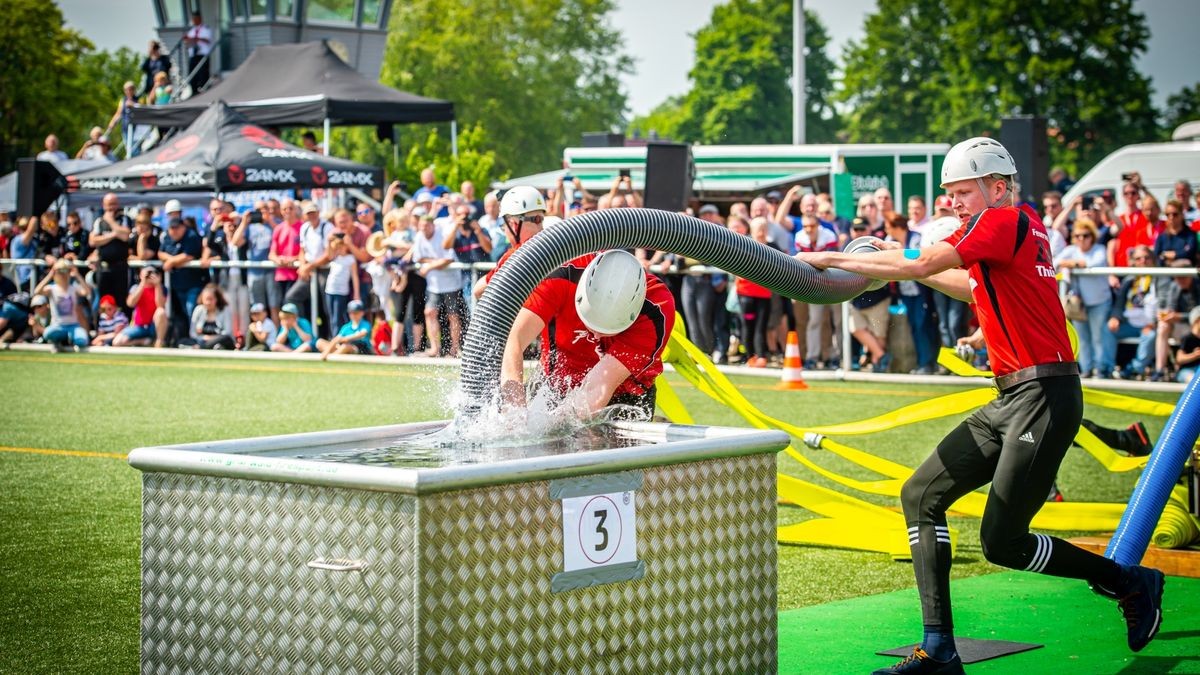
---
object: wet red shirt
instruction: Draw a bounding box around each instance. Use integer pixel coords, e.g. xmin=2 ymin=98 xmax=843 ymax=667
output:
xmin=523 ymin=253 xmax=675 ymax=397
xmin=484 ymin=248 xmax=513 ymax=283
xmin=945 ymin=205 xmax=1074 ymax=376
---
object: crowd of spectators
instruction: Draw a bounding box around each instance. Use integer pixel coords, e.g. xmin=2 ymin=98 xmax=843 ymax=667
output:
xmin=2 ymin=167 xmax=1198 ymax=382
xmin=1048 ymin=174 xmax=1200 ymax=382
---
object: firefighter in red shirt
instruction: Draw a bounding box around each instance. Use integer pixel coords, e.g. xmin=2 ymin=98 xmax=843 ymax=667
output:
xmin=796 ymin=137 xmax=1164 ymax=674
xmin=500 ymin=249 xmax=675 ymax=418
xmin=471 ymin=185 xmax=551 ymax=300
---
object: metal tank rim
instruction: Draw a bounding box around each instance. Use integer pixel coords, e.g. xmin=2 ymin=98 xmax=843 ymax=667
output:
xmin=127 ymin=420 xmax=790 ymax=495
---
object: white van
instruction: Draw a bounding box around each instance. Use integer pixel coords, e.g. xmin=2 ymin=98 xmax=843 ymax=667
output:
xmin=1062 ymin=140 xmax=1200 ymax=209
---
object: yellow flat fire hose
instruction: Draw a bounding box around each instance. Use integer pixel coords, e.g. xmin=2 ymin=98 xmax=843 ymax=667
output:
xmin=657 ymin=325 xmax=1176 ymax=556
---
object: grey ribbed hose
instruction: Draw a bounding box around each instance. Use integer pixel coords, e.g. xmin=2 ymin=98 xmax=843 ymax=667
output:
xmin=458 ymin=208 xmax=880 ymax=416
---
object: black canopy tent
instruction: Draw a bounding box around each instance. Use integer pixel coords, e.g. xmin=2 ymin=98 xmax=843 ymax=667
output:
xmin=68 ymin=102 xmax=382 ymax=193
xmin=128 ymin=41 xmax=455 ymax=135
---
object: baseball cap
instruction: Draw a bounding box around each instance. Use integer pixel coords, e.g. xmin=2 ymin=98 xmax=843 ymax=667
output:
xmin=167 ymin=217 xmax=185 ymax=229
xmin=699 ymin=204 xmax=719 ymax=215
xmin=1190 ymin=306 xmax=1200 ymax=325
xmin=850 ymin=217 xmax=869 ymax=230
xmin=99 ymin=294 xmax=117 ymax=307
xmin=347 ymin=300 xmax=365 ymax=312
xmin=31 ymin=295 xmax=48 ymax=307
xmin=301 ymin=201 xmax=319 ymax=214
xmin=164 ymin=199 xmax=182 ymax=213
xmin=415 ymin=192 xmax=435 ymax=204
xmin=765 ymin=190 xmax=783 ymax=201
xmin=280 ymin=302 xmax=299 ymax=315
xmin=250 ymin=302 xmax=266 ymax=314
xmin=411 ymin=206 xmax=428 ymax=218
xmin=934 ymin=195 xmax=954 ymax=211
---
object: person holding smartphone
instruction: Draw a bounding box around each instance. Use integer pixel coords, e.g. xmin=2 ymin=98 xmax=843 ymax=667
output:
xmin=442 ymin=203 xmax=492 ymax=294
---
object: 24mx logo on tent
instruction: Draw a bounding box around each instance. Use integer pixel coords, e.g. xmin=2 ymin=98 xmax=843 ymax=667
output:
xmin=326 ymin=170 xmax=375 ymax=186
xmin=245 ymin=168 xmax=296 ymax=183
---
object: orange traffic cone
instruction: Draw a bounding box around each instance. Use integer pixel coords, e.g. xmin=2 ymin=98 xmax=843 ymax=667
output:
xmin=776 ymin=331 xmax=808 ymax=390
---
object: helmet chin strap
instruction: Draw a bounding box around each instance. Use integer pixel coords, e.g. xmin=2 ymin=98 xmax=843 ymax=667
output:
xmin=505 ymin=216 xmax=522 ymax=246
xmin=975 ymin=176 xmax=1013 ymax=209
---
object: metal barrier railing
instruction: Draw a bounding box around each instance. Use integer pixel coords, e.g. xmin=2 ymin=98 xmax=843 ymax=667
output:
xmin=5 ymin=255 xmax=1193 ymax=373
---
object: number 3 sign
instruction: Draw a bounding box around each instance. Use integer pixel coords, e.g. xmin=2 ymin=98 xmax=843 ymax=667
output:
xmin=560 ymin=491 xmax=637 ymax=572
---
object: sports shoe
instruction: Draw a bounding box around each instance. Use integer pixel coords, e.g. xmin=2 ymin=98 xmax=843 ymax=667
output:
xmin=871 ymin=647 xmax=965 ymax=674
xmin=1125 ymin=422 xmax=1153 ymax=456
xmin=1117 ymin=564 xmax=1165 ymax=652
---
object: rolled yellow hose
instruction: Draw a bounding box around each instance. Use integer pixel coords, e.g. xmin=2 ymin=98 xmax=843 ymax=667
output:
xmin=1151 ymin=487 xmax=1200 ymax=549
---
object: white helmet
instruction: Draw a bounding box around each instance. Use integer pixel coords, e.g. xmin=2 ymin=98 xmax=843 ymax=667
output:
xmin=939 ymin=137 xmax=1017 ymax=188
xmin=575 ymin=250 xmax=647 ymax=335
xmin=499 ymin=185 xmax=546 ymax=217
xmin=920 ymin=216 xmax=963 ymax=248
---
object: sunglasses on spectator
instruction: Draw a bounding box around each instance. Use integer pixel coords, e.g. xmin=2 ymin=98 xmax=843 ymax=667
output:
xmin=1123 ymin=190 xmax=1139 ymax=196
xmin=1072 ymin=232 xmax=1093 ymax=239
xmin=1165 ymin=211 xmax=1181 ymax=217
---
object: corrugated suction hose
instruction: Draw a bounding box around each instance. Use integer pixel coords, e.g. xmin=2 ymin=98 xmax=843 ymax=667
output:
xmin=458 ymin=208 xmax=882 ymax=416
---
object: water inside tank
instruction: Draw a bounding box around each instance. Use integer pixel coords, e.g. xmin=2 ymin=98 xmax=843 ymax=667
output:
xmin=269 ymin=421 xmax=654 ymax=469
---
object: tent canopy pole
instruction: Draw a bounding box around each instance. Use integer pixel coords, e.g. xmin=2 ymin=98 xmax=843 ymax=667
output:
xmin=451 ymin=120 xmax=458 ymax=159
xmin=323 ymin=118 xmax=331 ymax=156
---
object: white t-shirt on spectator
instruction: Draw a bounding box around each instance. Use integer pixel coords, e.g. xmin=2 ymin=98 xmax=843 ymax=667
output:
xmin=795 ymin=227 xmax=839 ymax=252
xmin=412 ymin=225 xmax=462 ymax=294
xmin=325 ymin=253 xmax=355 ymax=296
xmin=186 ymin=23 xmax=213 ymax=56
xmin=300 ymin=219 xmax=331 ymax=262
xmin=36 ymin=150 xmax=68 ymax=164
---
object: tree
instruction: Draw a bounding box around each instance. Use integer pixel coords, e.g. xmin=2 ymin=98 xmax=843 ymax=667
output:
xmin=81 ymin=47 xmax=143 ymax=151
xmin=840 ymin=0 xmax=1160 ymax=174
xmin=1162 ymin=82 xmax=1200 ymax=137
xmin=626 ymin=95 xmax=687 ymax=142
xmin=401 ymin=123 xmax=500 ymax=193
xmin=380 ymin=0 xmax=632 ymax=178
xmin=633 ymin=1 xmax=840 ymax=145
xmin=0 ymin=0 xmax=88 ymax=170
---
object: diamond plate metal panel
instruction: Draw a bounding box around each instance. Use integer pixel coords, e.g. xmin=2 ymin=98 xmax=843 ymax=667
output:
xmin=417 ymin=454 xmax=777 ymax=674
xmin=141 ymin=474 xmax=420 ymax=674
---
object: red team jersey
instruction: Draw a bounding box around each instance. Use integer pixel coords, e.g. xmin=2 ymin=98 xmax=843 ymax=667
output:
xmin=523 ymin=253 xmax=675 ymax=398
xmin=944 ymin=204 xmax=1074 ymax=377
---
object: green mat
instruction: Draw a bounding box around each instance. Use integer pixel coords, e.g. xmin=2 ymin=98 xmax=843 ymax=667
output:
xmin=779 ymin=571 xmax=1200 ymax=674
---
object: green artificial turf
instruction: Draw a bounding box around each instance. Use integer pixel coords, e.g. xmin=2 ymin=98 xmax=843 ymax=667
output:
xmin=780 ymin=571 xmax=1200 ymax=674
xmin=0 ymin=351 xmax=1183 ymax=673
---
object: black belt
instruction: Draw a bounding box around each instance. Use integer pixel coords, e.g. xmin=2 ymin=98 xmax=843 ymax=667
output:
xmin=994 ymin=362 xmax=1079 ymax=392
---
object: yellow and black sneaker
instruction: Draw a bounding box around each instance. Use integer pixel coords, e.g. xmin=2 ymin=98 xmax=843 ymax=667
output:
xmin=872 ymin=647 xmax=965 ymax=675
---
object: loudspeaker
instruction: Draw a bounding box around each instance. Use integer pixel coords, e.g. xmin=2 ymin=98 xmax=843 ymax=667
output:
xmin=643 ymin=142 xmax=692 ymax=212
xmin=581 ymin=132 xmax=625 ymax=148
xmin=1000 ymin=116 xmax=1048 ymax=204
xmin=16 ymin=159 xmax=66 ymax=217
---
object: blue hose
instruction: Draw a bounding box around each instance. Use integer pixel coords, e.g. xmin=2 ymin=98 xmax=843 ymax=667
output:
xmin=1106 ymin=373 xmax=1200 ymax=565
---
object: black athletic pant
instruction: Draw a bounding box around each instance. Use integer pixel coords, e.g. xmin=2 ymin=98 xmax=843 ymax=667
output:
xmin=901 ymin=373 xmax=1122 ymax=630
xmin=739 ymin=295 xmax=771 ymax=358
